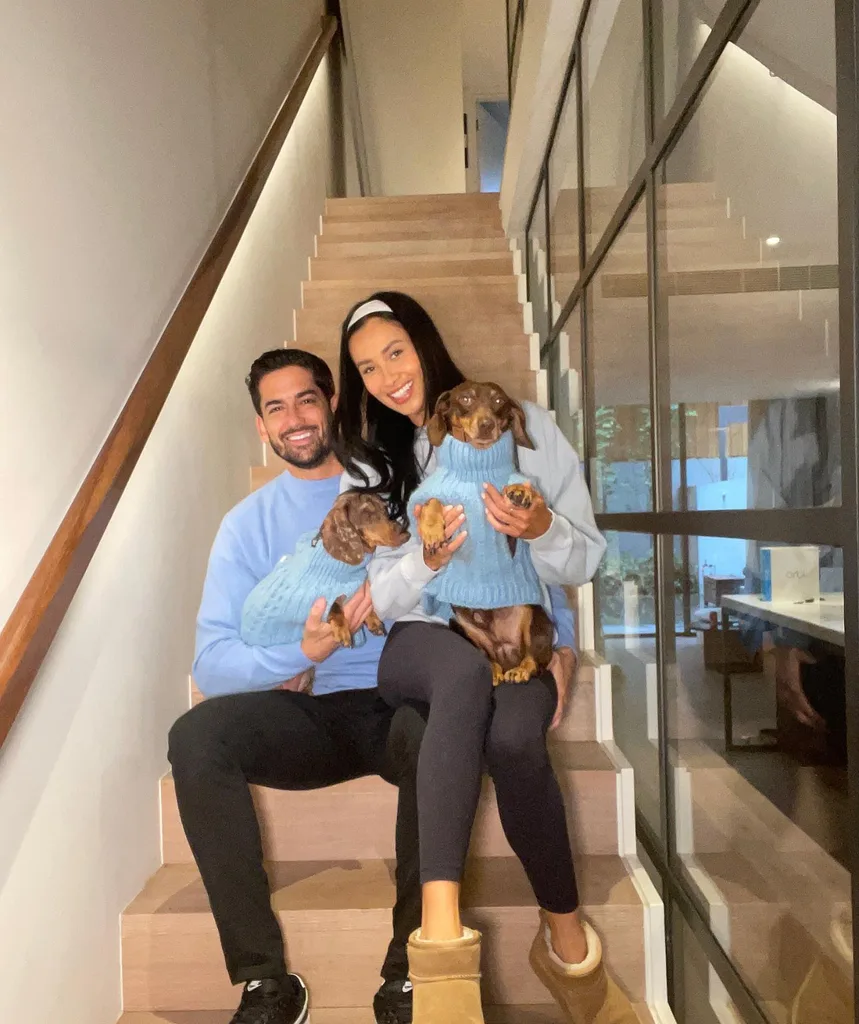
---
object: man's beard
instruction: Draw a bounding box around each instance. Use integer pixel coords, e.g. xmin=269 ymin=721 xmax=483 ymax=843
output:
xmin=269 ymin=423 xmax=332 ymax=470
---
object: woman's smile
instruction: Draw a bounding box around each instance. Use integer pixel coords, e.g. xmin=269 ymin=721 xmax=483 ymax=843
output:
xmin=388 ymin=380 xmax=415 ymax=404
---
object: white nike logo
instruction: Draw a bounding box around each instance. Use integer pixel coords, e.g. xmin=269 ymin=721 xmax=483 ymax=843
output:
xmin=402 ymin=981 xmax=413 ymax=993
xmin=247 ymin=980 xmax=262 ymax=991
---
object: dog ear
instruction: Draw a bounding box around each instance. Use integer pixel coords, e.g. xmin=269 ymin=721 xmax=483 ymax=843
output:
xmin=508 ymin=400 xmax=536 ymax=450
xmin=426 ymin=390 xmax=453 ymax=447
xmin=319 ymin=494 xmax=366 ymax=565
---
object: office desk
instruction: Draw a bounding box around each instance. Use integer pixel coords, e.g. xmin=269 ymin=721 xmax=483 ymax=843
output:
xmin=718 ymin=594 xmax=844 ymax=749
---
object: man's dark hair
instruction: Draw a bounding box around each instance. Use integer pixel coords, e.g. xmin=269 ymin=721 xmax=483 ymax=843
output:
xmin=245 ymin=348 xmax=335 ymax=415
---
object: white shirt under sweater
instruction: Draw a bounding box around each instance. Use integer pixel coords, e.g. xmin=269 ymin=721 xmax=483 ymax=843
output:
xmin=341 ymin=401 xmax=607 ymax=625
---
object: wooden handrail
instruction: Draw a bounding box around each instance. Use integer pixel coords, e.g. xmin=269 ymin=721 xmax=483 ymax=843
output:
xmin=0 ymin=15 xmax=339 ymax=751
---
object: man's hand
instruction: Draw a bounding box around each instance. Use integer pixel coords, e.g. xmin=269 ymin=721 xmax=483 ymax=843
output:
xmin=414 ymin=502 xmax=467 ymax=571
xmin=300 ymin=583 xmax=373 ymax=662
xmin=549 ymin=646 xmax=577 ymax=730
xmin=483 ymin=483 xmax=552 ymax=540
xmin=278 ymin=668 xmax=314 ymax=693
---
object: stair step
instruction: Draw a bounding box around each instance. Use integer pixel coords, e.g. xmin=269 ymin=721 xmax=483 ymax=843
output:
xmin=118 ymin=1004 xmax=656 ymax=1023
xmin=121 ymin=856 xmax=645 ymax=1011
xmin=310 ymin=252 xmax=515 ymax=281
xmin=294 ymin=304 xmax=528 ymax=346
xmin=320 ymin=219 xmax=507 ymax=240
xmin=326 ymin=193 xmax=500 ymax=214
xmin=161 ymin=739 xmax=615 ymax=864
xmin=306 ymin=339 xmax=534 ymax=377
xmin=324 ymin=206 xmax=501 ymax=226
xmin=301 ymin=277 xmax=521 ymax=311
xmin=316 ymin=235 xmax=513 ymax=258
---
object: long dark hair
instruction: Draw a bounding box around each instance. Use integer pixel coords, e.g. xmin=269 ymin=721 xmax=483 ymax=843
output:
xmin=332 ymin=291 xmax=465 ymax=523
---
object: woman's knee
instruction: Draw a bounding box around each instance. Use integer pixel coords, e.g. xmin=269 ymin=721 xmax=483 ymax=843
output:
xmin=485 ymin=714 xmax=550 ymax=772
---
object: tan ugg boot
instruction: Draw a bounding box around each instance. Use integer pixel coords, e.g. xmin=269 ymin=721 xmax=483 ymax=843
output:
xmin=529 ymin=916 xmax=638 ymax=1023
xmin=408 ymin=927 xmax=485 ymax=1023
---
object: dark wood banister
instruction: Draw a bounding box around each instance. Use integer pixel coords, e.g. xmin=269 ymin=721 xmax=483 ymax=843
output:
xmin=0 ymin=15 xmax=339 ymax=751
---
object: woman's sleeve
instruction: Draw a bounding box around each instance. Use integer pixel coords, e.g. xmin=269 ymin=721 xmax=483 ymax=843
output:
xmin=367 ymin=534 xmax=439 ymax=620
xmin=526 ymin=409 xmax=606 ymax=587
xmin=342 ymin=461 xmax=439 ymax=619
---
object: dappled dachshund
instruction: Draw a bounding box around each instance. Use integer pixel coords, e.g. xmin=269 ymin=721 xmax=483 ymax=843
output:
xmin=410 ymin=381 xmax=554 ymax=685
xmin=241 ymin=491 xmax=408 ymax=650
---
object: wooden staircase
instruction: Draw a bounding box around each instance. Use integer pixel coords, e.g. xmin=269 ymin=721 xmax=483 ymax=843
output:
xmin=115 ymin=194 xmax=662 ymax=1023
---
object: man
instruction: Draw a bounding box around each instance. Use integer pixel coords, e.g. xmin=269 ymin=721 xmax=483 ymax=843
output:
xmin=168 ymin=347 xmax=578 ymax=1024
xmin=167 ymin=348 xmax=423 ymax=1024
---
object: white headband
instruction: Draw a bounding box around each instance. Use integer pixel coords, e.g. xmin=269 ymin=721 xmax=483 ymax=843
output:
xmin=348 ymin=299 xmax=394 ymax=331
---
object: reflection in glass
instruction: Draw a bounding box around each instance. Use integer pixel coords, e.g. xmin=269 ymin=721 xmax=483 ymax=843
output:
xmin=661 ymin=0 xmax=839 ymax=510
xmin=667 ymin=536 xmax=851 ymax=1018
xmin=553 ymin=302 xmax=583 ymax=456
xmin=597 ymin=531 xmax=661 ymax=836
xmin=581 ymin=0 xmax=646 ymax=252
xmin=588 ymin=198 xmax=651 ymax=513
xmin=548 ymin=71 xmax=580 ymax=311
xmin=526 ymin=178 xmax=550 ymax=344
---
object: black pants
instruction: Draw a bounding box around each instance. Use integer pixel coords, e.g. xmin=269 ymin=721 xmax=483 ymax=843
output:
xmin=167 ymin=687 xmax=425 ymax=985
xmin=378 ymin=621 xmax=579 ymax=914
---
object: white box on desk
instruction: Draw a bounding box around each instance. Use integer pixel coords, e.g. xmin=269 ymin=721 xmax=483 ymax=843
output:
xmin=760 ymin=546 xmax=820 ymax=603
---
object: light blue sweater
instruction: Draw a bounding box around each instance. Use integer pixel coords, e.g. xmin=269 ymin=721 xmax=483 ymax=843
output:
xmin=240 ymin=532 xmax=370 ymax=646
xmin=409 ymin=432 xmax=545 ymax=618
xmin=193 ymin=472 xmax=384 ymax=697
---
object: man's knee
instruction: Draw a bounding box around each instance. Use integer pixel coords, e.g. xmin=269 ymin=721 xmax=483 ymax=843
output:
xmin=167 ymin=698 xmax=235 ymax=777
xmin=384 ymin=703 xmax=427 ymax=783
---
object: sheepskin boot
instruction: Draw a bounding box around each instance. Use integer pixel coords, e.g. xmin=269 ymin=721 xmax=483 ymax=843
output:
xmin=408 ymin=927 xmax=485 ymax=1023
xmin=529 ymin=915 xmax=638 ymax=1023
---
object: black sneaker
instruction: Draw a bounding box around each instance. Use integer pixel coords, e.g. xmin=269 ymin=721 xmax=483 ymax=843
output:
xmin=374 ymin=977 xmax=413 ymax=1023
xmin=229 ymin=975 xmax=309 ymax=1024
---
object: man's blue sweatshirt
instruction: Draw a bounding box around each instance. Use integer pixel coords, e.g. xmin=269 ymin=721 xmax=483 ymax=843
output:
xmin=193 ymin=471 xmax=384 ymax=697
xmin=194 ymin=466 xmax=576 ymax=698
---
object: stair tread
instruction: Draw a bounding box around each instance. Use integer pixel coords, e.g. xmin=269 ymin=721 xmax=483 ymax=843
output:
xmin=118 ymin=1005 xmax=654 ymax=1023
xmin=304 ymin=275 xmax=518 ymax=289
xmin=161 ymin=739 xmax=616 ymax=793
xmin=126 ymin=854 xmax=640 ymax=917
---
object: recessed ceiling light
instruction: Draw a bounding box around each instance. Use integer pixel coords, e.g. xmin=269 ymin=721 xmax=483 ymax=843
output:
xmin=766 ymin=235 xmax=781 ymax=247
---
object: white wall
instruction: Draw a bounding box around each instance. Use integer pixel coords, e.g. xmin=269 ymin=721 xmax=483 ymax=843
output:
xmin=0 ymin=29 xmax=337 ymax=1024
xmin=500 ymin=0 xmax=584 ymax=234
xmin=0 ymin=0 xmax=324 ymax=632
xmin=345 ymin=0 xmax=466 ymax=196
xmin=462 ymin=0 xmax=509 ymax=192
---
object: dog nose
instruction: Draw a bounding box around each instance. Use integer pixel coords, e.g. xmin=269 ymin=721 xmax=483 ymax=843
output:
xmin=477 ymin=417 xmax=495 ymax=435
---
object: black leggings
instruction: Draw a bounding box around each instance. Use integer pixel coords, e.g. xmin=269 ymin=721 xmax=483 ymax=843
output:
xmin=378 ymin=621 xmax=579 ymax=914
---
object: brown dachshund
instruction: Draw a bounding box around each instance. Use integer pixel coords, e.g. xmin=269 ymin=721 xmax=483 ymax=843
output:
xmin=416 ymin=381 xmax=554 ymax=684
xmin=316 ymin=491 xmax=408 ymax=646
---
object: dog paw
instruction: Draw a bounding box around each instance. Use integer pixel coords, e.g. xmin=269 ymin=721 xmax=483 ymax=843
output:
xmin=365 ymin=610 xmax=387 ymax=636
xmin=504 ymin=483 xmax=534 ymax=509
xmin=491 ymin=662 xmax=505 ymax=686
xmin=502 ymin=656 xmax=538 ymax=683
xmin=418 ymin=497 xmax=446 ymax=554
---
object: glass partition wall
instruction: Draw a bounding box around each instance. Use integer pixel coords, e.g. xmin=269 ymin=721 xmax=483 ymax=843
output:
xmin=521 ymin=0 xmax=858 ymax=1020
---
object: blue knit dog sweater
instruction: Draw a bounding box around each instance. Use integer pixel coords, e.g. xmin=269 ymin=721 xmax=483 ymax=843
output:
xmin=240 ymin=530 xmax=369 ymax=647
xmin=409 ymin=431 xmax=545 ymax=619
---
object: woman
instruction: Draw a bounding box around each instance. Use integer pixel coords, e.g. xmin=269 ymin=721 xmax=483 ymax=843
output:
xmin=333 ymin=292 xmax=634 ymax=1024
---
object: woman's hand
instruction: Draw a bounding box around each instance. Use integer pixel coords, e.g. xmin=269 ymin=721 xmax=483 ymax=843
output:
xmin=414 ymin=502 xmax=467 ymax=571
xmin=482 ymin=483 xmax=553 ymax=540
xmin=549 ymin=646 xmax=577 ymax=730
